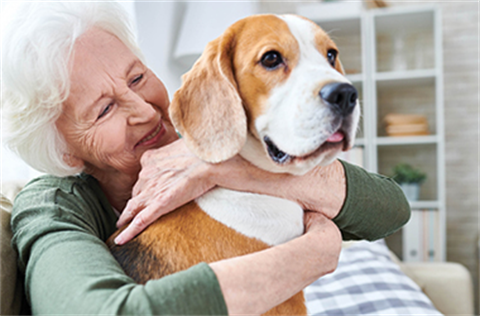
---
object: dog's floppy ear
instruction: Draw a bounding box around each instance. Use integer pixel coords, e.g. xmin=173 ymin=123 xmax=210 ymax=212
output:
xmin=170 ymin=23 xmax=246 ymax=163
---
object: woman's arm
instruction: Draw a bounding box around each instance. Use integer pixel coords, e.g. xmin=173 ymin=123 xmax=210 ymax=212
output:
xmin=12 ymin=175 xmax=341 ymax=315
xmin=213 ymin=157 xmax=411 ymax=241
xmin=115 ymin=139 xmax=410 ymax=244
xmin=332 ymin=160 xmax=411 ymax=240
xmin=11 ymin=175 xmax=227 ymax=315
xmin=211 ymin=211 xmax=341 ymax=315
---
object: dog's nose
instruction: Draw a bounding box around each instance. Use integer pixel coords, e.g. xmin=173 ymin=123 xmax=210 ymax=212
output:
xmin=320 ymin=82 xmax=358 ymax=116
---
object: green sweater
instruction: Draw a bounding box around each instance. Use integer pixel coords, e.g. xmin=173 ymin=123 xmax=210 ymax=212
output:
xmin=11 ymin=161 xmax=410 ymax=315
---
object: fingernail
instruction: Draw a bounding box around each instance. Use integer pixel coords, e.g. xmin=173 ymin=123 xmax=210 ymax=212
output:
xmin=114 ymin=236 xmax=123 ymax=245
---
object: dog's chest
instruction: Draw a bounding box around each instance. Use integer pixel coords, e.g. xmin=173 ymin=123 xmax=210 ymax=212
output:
xmin=195 ymin=188 xmax=304 ymax=246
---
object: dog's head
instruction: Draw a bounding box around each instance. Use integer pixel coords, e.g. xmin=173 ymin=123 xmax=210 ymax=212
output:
xmin=170 ymin=14 xmax=360 ymax=175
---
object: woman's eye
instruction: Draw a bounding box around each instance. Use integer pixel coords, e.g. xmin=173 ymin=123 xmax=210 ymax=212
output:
xmin=327 ymin=49 xmax=338 ymax=67
xmin=130 ymin=74 xmax=144 ymax=86
xmin=97 ymin=102 xmax=114 ymax=120
xmin=261 ymin=51 xmax=283 ymax=69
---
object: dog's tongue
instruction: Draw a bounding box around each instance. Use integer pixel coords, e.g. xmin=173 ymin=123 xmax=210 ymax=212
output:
xmin=327 ymin=131 xmax=344 ymax=143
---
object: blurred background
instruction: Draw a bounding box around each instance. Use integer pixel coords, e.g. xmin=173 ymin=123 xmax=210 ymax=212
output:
xmin=1 ymin=0 xmax=478 ymax=313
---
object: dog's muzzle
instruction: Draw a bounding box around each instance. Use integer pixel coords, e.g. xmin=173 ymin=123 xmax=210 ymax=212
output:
xmin=320 ymin=82 xmax=358 ymax=117
xmin=263 ymin=82 xmax=358 ymax=165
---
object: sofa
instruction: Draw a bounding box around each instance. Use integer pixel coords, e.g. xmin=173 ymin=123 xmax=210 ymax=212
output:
xmin=1 ymin=181 xmax=474 ymax=315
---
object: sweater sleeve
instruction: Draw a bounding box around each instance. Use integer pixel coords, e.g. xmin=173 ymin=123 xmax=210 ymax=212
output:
xmin=11 ymin=175 xmax=227 ymax=315
xmin=333 ymin=160 xmax=411 ymax=241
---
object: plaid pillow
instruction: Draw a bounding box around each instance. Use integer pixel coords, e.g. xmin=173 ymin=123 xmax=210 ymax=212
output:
xmin=305 ymin=240 xmax=442 ymax=315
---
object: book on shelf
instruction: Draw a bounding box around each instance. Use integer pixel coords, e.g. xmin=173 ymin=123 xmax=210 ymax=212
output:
xmin=384 ymin=113 xmax=430 ymax=137
xmin=402 ymin=208 xmax=441 ymax=262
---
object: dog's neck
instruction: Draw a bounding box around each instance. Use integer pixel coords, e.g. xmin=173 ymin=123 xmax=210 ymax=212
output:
xmin=195 ymin=187 xmax=304 ymax=246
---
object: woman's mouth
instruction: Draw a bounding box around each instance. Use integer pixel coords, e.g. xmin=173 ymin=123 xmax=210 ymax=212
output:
xmin=136 ymin=121 xmax=164 ymax=147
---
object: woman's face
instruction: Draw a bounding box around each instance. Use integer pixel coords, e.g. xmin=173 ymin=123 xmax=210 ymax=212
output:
xmin=56 ymin=28 xmax=178 ymax=179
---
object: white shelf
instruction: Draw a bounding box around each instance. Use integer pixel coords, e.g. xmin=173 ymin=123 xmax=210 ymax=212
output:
xmin=410 ymin=201 xmax=440 ymax=209
xmin=376 ymin=135 xmax=439 ymax=146
xmin=375 ymin=69 xmax=436 ymax=88
xmin=376 ymin=68 xmax=435 ymax=79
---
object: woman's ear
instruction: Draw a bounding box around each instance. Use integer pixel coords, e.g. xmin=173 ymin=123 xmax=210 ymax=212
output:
xmin=169 ymin=22 xmax=247 ymax=164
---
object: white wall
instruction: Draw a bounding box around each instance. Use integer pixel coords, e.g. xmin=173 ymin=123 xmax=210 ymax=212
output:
xmin=133 ymin=2 xmax=258 ymax=96
xmin=134 ymin=2 xmax=186 ymax=97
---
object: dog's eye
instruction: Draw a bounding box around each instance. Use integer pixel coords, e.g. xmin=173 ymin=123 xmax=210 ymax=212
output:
xmin=261 ymin=51 xmax=283 ymax=69
xmin=327 ymin=49 xmax=338 ymax=67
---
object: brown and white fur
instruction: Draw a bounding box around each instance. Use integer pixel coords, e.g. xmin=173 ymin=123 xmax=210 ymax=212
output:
xmin=108 ymin=14 xmax=360 ymax=315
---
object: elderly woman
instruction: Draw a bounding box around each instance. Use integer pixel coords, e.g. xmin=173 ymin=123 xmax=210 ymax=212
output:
xmin=3 ymin=2 xmax=409 ymax=315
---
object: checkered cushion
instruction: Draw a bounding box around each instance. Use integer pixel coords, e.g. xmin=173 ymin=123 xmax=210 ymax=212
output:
xmin=305 ymin=240 xmax=442 ymax=315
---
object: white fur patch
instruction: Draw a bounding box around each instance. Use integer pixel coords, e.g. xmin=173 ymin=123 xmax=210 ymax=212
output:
xmin=196 ymin=188 xmax=304 ymax=246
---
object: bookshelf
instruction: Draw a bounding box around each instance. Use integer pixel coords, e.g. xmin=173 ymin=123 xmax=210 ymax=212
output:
xmin=298 ymin=4 xmax=445 ymax=262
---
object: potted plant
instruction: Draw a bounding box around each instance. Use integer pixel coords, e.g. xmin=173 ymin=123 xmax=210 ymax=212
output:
xmin=391 ymin=163 xmax=427 ymax=201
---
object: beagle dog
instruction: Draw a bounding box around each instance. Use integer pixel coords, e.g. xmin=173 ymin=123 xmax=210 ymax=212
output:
xmin=108 ymin=14 xmax=360 ymax=315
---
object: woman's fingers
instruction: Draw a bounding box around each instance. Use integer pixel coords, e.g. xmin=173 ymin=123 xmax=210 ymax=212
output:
xmin=115 ymin=161 xmax=215 ymax=244
xmin=115 ymin=184 xmax=179 ymax=244
xmin=114 ymin=180 xmax=205 ymax=245
xmin=304 ymin=211 xmax=325 ymax=231
xmin=114 ymin=202 xmax=166 ymax=245
xmin=303 ymin=211 xmax=339 ymax=235
xmin=116 ymin=176 xmax=170 ymax=228
xmin=116 ymin=197 xmax=145 ymax=228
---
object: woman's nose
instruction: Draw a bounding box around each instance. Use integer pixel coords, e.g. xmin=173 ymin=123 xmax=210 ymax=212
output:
xmin=125 ymin=91 xmax=157 ymax=125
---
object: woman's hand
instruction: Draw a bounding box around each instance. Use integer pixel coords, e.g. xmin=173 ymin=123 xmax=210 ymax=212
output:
xmin=210 ymin=211 xmax=341 ymax=315
xmin=114 ymin=139 xmax=215 ymax=245
xmin=115 ymin=138 xmax=347 ymax=245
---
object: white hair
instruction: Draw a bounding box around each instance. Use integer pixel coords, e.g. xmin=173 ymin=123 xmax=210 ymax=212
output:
xmin=1 ymin=2 xmax=145 ymax=176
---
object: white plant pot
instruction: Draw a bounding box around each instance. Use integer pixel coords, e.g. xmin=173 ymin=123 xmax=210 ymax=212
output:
xmin=400 ymin=183 xmax=420 ymax=201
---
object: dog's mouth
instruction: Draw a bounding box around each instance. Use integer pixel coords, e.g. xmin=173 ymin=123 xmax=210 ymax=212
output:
xmin=264 ymin=128 xmax=349 ymax=165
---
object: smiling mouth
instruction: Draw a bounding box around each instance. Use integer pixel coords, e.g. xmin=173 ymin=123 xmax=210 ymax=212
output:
xmin=136 ymin=122 xmax=163 ymax=147
xmin=264 ymin=130 xmax=347 ymax=164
